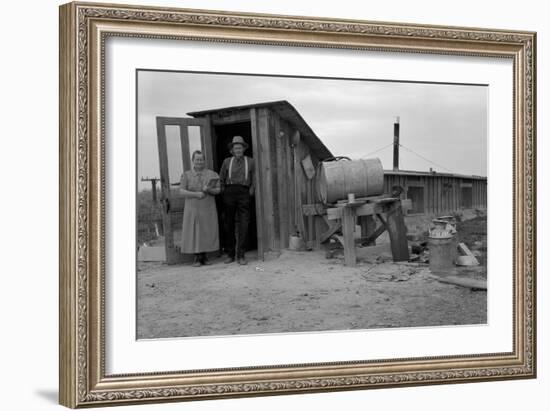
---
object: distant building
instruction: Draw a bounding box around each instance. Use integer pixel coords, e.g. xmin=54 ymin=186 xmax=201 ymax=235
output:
xmin=383 ymin=169 xmax=487 ymax=216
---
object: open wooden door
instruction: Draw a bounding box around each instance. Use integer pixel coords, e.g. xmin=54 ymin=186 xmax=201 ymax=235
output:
xmin=156 ymin=116 xmax=213 ymax=264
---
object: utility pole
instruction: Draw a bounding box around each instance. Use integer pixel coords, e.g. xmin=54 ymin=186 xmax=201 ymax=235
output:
xmin=141 ymin=177 xmax=160 ymax=202
xmin=393 ymin=116 xmax=400 ymax=171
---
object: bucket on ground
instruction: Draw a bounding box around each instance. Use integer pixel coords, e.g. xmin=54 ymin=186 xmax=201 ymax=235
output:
xmin=428 ymin=219 xmax=458 ymax=274
xmin=289 ymin=234 xmax=305 ymax=251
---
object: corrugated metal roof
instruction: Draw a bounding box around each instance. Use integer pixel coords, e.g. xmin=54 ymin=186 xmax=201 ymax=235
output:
xmin=384 ymin=169 xmax=487 ymax=181
xmin=188 ymin=100 xmax=333 ymax=160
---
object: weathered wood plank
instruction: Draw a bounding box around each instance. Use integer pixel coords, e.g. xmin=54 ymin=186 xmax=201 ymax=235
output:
xmin=361 ymin=222 xmax=387 ymax=245
xmin=335 ymin=194 xmax=393 ymax=205
xmin=302 ymin=203 xmax=326 ymax=216
xmin=250 ymin=108 xmax=264 ymax=259
xmin=268 ymin=110 xmax=280 ymax=251
xmin=156 ymin=117 xmax=185 ymax=264
xmin=435 ymin=275 xmax=487 ymax=290
xmin=258 ymin=108 xmax=275 ymax=252
xmin=341 ymin=206 xmax=357 ymax=267
xmin=284 ymin=121 xmax=295 ymax=236
xmin=294 ymin=135 xmax=307 ymax=239
xmin=386 ymin=201 xmax=409 ymax=261
xmin=359 ymin=215 xmax=377 ymax=246
xmin=327 ymin=199 xmax=412 ymax=220
xmin=274 ymin=112 xmax=288 ymax=249
xmin=179 ymin=124 xmax=191 ymax=175
xmin=320 ymin=221 xmax=342 ymax=243
xmin=202 ymin=115 xmax=214 ymax=170
xmin=211 ymin=110 xmax=250 ymax=125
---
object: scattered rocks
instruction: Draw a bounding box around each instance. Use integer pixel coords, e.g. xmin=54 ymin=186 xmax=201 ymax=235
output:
xmin=360 ymin=263 xmax=417 ymax=283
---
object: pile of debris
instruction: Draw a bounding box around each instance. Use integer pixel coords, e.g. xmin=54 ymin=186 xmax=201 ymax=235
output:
xmin=408 ymin=240 xmax=482 ymax=267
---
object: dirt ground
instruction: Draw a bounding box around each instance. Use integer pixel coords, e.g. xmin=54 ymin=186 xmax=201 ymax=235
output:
xmin=137 ymin=215 xmax=487 ymax=339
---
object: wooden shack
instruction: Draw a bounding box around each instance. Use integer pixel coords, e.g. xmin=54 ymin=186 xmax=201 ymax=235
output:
xmin=383 ymin=170 xmax=487 ymax=216
xmin=156 ymin=100 xmax=333 ymax=263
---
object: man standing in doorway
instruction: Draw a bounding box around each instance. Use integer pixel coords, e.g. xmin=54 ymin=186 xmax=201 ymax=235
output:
xmin=219 ymin=136 xmax=255 ymax=265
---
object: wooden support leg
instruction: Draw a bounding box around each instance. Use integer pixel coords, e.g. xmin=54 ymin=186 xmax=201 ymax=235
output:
xmin=361 ymin=223 xmax=387 ymax=246
xmin=341 ymin=207 xmax=357 ymax=267
xmin=359 ymin=215 xmax=377 ymax=246
xmin=386 ymin=201 xmax=410 ymax=262
xmin=320 ymin=220 xmax=342 ymax=244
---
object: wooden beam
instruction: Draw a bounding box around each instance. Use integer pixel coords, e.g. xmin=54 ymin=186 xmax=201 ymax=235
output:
xmin=156 ymin=117 xmax=185 ymax=264
xmin=336 ymin=194 xmax=392 ymax=205
xmin=341 ymin=206 xmax=357 ymax=267
xmin=284 ymin=122 xmax=295 ymax=235
xmin=179 ymin=124 xmax=191 ymax=174
xmin=386 ymin=201 xmax=409 ymax=262
xmin=250 ymin=108 xmax=264 ymax=259
xmin=202 ymin=115 xmax=214 ymax=170
xmin=327 ymin=199 xmax=412 ymax=220
xmin=301 ymin=204 xmax=326 ymax=216
xmin=376 ymin=213 xmax=388 ymax=229
xmin=210 ymin=110 xmax=250 ymax=125
xmin=156 ymin=116 xmax=205 ymax=126
xmin=320 ymin=221 xmax=342 ymax=243
xmin=359 ymin=215 xmax=377 ymax=246
xmin=258 ymin=108 xmax=274 ymax=252
xmin=267 ymin=110 xmax=280 ymax=251
xmin=435 ymin=275 xmax=487 ymax=290
xmin=361 ymin=223 xmax=387 ymax=245
xmin=274 ymin=113 xmax=288 ymax=249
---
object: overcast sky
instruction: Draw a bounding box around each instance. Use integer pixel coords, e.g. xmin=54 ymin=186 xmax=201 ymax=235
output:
xmin=137 ymin=70 xmax=487 ymax=191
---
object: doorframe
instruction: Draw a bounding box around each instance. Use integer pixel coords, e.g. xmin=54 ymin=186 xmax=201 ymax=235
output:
xmin=155 ymin=116 xmax=213 ymax=264
xmin=209 ymin=112 xmax=265 ymax=261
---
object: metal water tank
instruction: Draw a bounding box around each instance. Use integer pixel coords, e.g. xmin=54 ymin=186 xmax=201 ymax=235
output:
xmin=315 ymin=158 xmax=384 ymax=204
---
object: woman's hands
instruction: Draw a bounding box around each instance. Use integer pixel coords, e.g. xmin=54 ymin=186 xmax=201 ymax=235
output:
xmin=195 ymin=191 xmax=206 ymax=199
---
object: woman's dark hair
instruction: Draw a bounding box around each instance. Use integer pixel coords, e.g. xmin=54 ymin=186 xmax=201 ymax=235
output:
xmin=191 ymin=150 xmax=204 ymax=161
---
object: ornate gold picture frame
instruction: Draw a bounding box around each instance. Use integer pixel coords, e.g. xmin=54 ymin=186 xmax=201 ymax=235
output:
xmin=59 ymin=1 xmax=536 ymax=408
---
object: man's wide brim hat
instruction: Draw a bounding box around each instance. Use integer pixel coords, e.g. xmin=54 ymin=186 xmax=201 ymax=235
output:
xmin=228 ymin=135 xmax=249 ymax=150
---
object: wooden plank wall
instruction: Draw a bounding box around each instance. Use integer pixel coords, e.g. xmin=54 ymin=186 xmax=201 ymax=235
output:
xmin=252 ymin=108 xmax=315 ymax=254
xmin=296 ymin=138 xmax=312 ymax=241
xmin=250 ymin=108 xmax=265 ymax=258
xmin=256 ymin=108 xmax=275 ymax=254
xmin=251 ymin=110 xmax=324 ymax=252
xmin=384 ymin=174 xmax=487 ymax=215
xmin=280 ymin=117 xmax=295 ymax=246
xmin=272 ymin=111 xmax=286 ymax=250
xmin=268 ymin=110 xmax=281 ymax=251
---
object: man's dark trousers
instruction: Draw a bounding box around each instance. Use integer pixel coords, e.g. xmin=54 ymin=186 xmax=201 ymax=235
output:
xmin=223 ymin=185 xmax=250 ymax=259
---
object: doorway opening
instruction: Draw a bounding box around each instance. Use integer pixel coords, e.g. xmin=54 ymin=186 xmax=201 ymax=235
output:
xmin=460 ymin=186 xmax=473 ymax=208
xmin=407 ymin=186 xmax=425 ymax=214
xmin=213 ymin=121 xmax=258 ymax=255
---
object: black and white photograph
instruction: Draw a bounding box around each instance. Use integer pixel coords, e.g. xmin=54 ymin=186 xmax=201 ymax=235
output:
xmin=2 ymin=0 xmax=544 ymax=408
xmin=136 ymin=70 xmax=488 ymax=339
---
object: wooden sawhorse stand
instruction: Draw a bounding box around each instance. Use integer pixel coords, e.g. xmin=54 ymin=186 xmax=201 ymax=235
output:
xmin=326 ymin=198 xmax=411 ymax=267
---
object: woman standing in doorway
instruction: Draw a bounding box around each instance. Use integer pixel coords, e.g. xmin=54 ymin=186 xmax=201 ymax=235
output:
xmin=179 ymin=150 xmax=221 ymax=266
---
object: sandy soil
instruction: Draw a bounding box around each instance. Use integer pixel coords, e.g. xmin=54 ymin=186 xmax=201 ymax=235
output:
xmin=137 ymin=235 xmax=487 ymax=339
